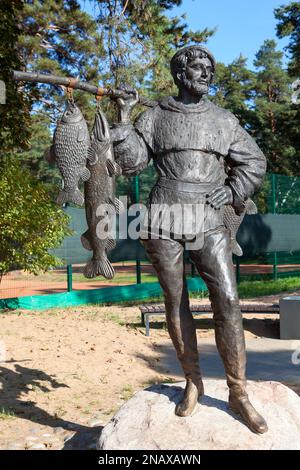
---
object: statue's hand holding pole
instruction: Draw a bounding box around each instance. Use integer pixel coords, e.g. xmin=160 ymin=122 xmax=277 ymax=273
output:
xmin=114 ymin=88 xmax=139 ymax=124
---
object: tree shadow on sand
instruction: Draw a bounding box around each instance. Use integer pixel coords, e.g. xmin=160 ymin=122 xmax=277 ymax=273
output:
xmin=0 ymin=362 xmax=102 ymax=449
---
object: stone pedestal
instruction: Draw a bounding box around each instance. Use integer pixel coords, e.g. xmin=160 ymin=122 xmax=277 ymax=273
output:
xmin=280 ymin=296 xmax=300 ymax=339
xmin=98 ymin=380 xmax=300 ymax=450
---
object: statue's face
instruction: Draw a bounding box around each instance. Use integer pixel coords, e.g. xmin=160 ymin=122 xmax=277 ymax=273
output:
xmin=181 ymin=56 xmax=213 ymax=97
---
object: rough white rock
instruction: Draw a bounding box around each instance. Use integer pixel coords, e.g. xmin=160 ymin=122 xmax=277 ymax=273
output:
xmin=28 ymin=443 xmax=47 ymax=450
xmin=98 ymin=380 xmax=300 ymax=450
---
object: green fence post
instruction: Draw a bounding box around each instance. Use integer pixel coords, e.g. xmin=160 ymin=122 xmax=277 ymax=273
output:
xmin=134 ymin=175 xmax=141 ymax=284
xmin=272 ymin=173 xmax=277 ymax=214
xmin=67 ymin=264 xmax=73 ymax=292
xmin=272 ymin=174 xmax=278 ymax=280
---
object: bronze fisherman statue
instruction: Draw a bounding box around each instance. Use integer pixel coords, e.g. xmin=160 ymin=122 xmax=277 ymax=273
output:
xmin=111 ymin=45 xmax=268 ymax=434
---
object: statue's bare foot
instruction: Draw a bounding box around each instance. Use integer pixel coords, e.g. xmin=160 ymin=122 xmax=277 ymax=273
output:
xmin=175 ymin=379 xmax=204 ymax=417
xmin=229 ymin=395 xmax=268 ymax=434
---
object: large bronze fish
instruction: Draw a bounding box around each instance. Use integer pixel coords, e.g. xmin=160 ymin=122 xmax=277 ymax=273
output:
xmin=223 ymin=198 xmax=257 ymax=256
xmin=81 ymin=107 xmax=123 ymax=279
xmin=46 ymin=100 xmax=93 ymax=206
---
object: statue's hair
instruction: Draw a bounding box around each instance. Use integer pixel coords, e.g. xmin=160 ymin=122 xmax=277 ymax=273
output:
xmin=170 ymin=45 xmax=216 ymax=85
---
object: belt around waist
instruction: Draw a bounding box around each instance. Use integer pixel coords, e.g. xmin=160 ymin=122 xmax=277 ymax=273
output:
xmin=156 ymin=177 xmax=218 ymax=194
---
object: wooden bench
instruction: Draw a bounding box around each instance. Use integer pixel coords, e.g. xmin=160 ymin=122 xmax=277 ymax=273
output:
xmin=139 ymin=303 xmax=280 ymax=336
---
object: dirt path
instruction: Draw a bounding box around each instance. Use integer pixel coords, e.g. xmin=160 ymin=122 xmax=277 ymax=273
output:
xmin=0 ymin=294 xmax=299 ymax=450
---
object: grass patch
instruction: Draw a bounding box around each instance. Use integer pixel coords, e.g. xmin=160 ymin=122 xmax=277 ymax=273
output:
xmin=103 ymin=277 xmax=300 ymax=307
xmin=120 ymin=384 xmax=135 ymax=401
xmin=103 ymin=312 xmax=126 ymax=326
xmin=11 ymin=270 xmax=158 ymax=285
xmin=237 ymin=276 xmax=300 ymax=299
xmin=0 ymin=407 xmax=16 ymax=420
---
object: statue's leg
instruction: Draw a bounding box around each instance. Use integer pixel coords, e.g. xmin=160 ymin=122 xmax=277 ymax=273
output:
xmin=141 ymin=237 xmax=204 ymax=416
xmin=189 ymin=228 xmax=268 ymax=434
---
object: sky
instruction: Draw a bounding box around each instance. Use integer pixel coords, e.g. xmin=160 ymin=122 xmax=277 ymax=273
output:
xmin=172 ymin=0 xmax=291 ymax=67
xmin=80 ymin=0 xmax=292 ymax=68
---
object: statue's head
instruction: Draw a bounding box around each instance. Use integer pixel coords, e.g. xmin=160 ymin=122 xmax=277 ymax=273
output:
xmin=170 ymin=45 xmax=216 ymax=97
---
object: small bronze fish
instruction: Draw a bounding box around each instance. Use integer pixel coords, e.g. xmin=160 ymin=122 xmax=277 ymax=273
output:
xmin=45 ymin=100 xmax=92 ymax=206
xmin=81 ymin=107 xmax=123 ymax=279
xmin=223 ymin=199 xmax=257 ymax=256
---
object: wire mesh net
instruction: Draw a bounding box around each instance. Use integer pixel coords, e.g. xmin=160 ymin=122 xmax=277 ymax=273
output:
xmin=2 ymin=172 xmax=300 ymax=300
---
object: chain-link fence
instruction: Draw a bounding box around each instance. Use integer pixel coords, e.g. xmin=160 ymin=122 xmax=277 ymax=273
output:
xmin=1 ymin=172 xmax=300 ymax=300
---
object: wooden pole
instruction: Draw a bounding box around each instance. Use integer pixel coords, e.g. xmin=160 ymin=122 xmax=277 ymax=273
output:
xmin=12 ymin=71 xmax=157 ymax=108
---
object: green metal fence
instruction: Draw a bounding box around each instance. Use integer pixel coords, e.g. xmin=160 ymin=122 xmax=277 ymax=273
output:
xmin=2 ymin=172 xmax=300 ymax=308
xmin=257 ymin=173 xmax=300 ymax=215
xmin=236 ymin=173 xmax=300 ymax=282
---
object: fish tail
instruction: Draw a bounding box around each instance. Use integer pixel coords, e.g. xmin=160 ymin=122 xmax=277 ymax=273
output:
xmin=107 ymin=197 xmax=124 ymax=214
xmin=84 ymin=257 xmax=115 ymax=280
xmin=231 ymin=239 xmax=243 ymax=257
xmin=57 ymin=189 xmax=84 ymax=206
xmin=245 ymin=199 xmax=257 ymax=215
xmin=81 ymin=230 xmax=92 ymax=251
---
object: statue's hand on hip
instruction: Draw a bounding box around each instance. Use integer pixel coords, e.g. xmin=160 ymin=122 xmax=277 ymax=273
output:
xmin=206 ymin=186 xmax=233 ymax=210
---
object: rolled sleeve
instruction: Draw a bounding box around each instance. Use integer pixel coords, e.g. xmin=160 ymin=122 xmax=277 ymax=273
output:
xmin=225 ymin=124 xmax=267 ymax=214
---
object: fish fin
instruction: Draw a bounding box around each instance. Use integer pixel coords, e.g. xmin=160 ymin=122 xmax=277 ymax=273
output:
xmin=84 ymin=258 xmax=114 ymax=279
xmin=77 ymin=125 xmax=86 ymax=142
xmin=115 ymin=197 xmax=124 ymax=213
xmin=87 ymin=147 xmax=98 ymax=165
xmin=57 ymin=189 xmax=84 ymax=206
xmin=80 ymin=167 xmax=91 ymax=182
xmin=231 ymin=239 xmax=243 ymax=257
xmin=81 ymin=230 xmax=92 ymax=251
xmin=106 ymin=159 xmax=122 ymax=176
xmin=87 ymin=141 xmax=110 ymax=165
xmin=96 ymin=140 xmax=110 ymax=154
xmin=108 ymin=197 xmax=124 ymax=214
xmin=44 ymin=145 xmax=56 ymax=164
xmin=245 ymin=199 xmax=258 ymax=215
xmin=106 ymin=237 xmax=116 ymax=250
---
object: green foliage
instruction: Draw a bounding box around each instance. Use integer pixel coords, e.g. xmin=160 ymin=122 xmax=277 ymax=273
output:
xmin=91 ymin=0 xmax=214 ymax=96
xmin=237 ymin=276 xmax=300 ymax=299
xmin=13 ymin=0 xmax=215 ymax=184
xmin=212 ymin=38 xmax=300 ymax=178
xmin=251 ymin=39 xmax=298 ymax=175
xmin=14 ymin=114 xmax=61 ymax=197
xmin=275 ymin=1 xmax=300 ymax=77
xmin=0 ymin=0 xmax=32 ymax=152
xmin=211 ymin=55 xmax=256 ymax=127
xmin=0 ymin=157 xmax=71 ymax=277
xmin=16 ymin=0 xmax=103 ymax=123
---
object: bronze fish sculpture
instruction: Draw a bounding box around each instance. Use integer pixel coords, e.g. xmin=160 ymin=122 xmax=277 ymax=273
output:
xmin=45 ymin=100 xmax=93 ymax=206
xmin=81 ymin=107 xmax=123 ymax=279
xmin=223 ymin=198 xmax=257 ymax=256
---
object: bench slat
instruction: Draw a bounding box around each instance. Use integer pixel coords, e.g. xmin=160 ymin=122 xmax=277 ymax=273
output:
xmin=140 ymin=303 xmax=279 ymax=314
xmin=140 ymin=302 xmax=279 ymax=335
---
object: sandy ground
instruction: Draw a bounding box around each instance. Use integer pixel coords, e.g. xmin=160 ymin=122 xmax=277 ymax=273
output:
xmin=0 ymin=293 xmax=299 ymax=450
